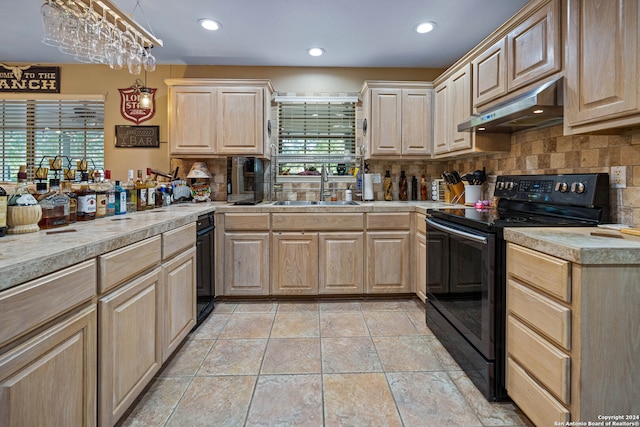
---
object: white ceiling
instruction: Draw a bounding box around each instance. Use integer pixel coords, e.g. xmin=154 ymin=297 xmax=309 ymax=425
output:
xmin=1 ymin=0 xmax=530 ymax=68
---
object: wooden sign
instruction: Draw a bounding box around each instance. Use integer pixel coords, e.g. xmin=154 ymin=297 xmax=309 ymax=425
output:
xmin=115 ymin=125 xmax=160 ymax=148
xmin=0 ymin=64 xmax=60 ymax=93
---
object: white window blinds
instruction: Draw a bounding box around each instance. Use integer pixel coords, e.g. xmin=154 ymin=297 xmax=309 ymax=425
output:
xmin=0 ymin=98 xmax=104 ymax=181
xmin=277 ymin=100 xmax=356 ymax=175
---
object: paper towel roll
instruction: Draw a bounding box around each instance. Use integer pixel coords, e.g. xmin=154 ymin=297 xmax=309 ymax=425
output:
xmin=364 ymin=173 xmax=374 ymax=201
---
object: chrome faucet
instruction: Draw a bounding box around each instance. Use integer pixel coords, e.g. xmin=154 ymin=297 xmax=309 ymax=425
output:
xmin=320 ymin=164 xmax=331 ymax=201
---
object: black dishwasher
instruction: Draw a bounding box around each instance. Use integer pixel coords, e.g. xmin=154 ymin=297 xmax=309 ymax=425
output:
xmin=195 ymin=212 xmax=215 ymax=328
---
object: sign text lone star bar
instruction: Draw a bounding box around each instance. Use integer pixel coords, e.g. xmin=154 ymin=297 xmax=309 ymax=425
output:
xmin=118 ymin=87 xmax=156 ymax=124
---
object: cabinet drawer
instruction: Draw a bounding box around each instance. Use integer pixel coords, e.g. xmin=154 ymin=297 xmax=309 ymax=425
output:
xmin=162 ymin=222 xmax=196 ymax=260
xmin=507 ymin=278 xmax=571 ymax=349
xmin=272 ymin=213 xmax=363 ymax=231
xmin=366 ymin=212 xmax=411 ymax=230
xmin=507 ymin=243 xmax=570 ymax=302
xmin=507 ymin=357 xmax=570 ymax=427
xmin=0 ymin=260 xmax=96 ymax=348
xmin=98 ymin=236 xmax=161 ymax=294
xmin=416 ymin=213 xmax=426 ymax=234
xmin=507 ymin=315 xmax=570 ymax=404
xmin=224 ymin=213 xmax=270 ymax=231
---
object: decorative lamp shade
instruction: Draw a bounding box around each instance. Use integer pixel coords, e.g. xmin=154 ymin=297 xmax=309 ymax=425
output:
xmin=186 ymin=162 xmax=212 ymax=179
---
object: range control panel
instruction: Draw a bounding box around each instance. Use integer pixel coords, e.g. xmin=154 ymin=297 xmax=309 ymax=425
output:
xmin=494 ymin=173 xmax=610 ymax=207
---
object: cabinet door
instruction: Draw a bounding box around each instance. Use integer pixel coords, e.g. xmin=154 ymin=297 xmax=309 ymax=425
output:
xmin=318 ymin=232 xmax=364 ymax=294
xmin=433 ymin=81 xmax=450 ymax=154
xmin=565 ymin=0 xmax=640 ymax=127
xmin=366 ymin=231 xmax=411 ymax=293
xmin=224 ymin=232 xmax=270 ymax=296
xmin=507 ymin=0 xmax=561 ymax=91
xmin=473 ymin=38 xmax=507 ymax=108
xmin=370 ymin=88 xmax=402 ymax=156
xmin=216 ymin=87 xmax=265 ymax=156
xmin=98 ymin=268 xmax=162 ymax=427
xmin=401 ymin=88 xmax=432 ymax=155
xmin=272 ymin=232 xmax=319 ymax=295
xmin=163 ymin=247 xmax=196 ymax=361
xmin=168 ymin=86 xmax=216 ymax=156
xmin=414 ymin=232 xmax=427 ymax=303
xmin=450 ymin=65 xmax=473 ymax=152
xmin=0 ymin=306 xmax=96 ymax=427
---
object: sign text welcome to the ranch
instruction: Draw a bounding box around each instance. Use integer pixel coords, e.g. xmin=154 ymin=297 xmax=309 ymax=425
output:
xmin=0 ymin=64 xmax=60 ymax=93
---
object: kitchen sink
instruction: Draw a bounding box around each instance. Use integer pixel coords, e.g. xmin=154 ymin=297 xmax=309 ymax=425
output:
xmin=272 ymin=200 xmax=359 ymax=206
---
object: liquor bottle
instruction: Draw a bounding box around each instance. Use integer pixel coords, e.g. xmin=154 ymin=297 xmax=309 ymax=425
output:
xmin=8 ymin=172 xmax=38 ymax=206
xmin=114 ymin=180 xmax=127 ymax=215
xmin=61 ymin=180 xmax=77 ymax=223
xmin=123 ymin=169 xmax=137 ymax=213
xmin=383 ymin=170 xmax=393 ymax=201
xmin=104 ymin=170 xmax=116 ymax=216
xmin=145 ymin=168 xmax=156 ymax=210
xmin=399 ymin=171 xmax=408 ymax=201
xmin=92 ymin=171 xmax=107 ymax=218
xmin=76 ymin=172 xmax=96 ymax=221
xmin=411 ymin=176 xmax=418 ymax=200
xmin=135 ymin=169 xmax=147 ymax=211
xmin=38 ymin=178 xmax=70 ymax=229
xmin=420 ymin=175 xmax=427 ymax=201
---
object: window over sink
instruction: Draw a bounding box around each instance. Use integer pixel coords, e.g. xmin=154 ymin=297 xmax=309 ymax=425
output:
xmin=276 ymin=97 xmax=356 ymax=178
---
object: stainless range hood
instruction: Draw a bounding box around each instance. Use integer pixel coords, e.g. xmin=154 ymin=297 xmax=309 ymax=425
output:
xmin=458 ymin=77 xmax=564 ymax=133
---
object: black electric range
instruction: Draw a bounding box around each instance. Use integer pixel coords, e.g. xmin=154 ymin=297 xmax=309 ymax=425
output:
xmin=424 ymin=173 xmax=610 ymax=401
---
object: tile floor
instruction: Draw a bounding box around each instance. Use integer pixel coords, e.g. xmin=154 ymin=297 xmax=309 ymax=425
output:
xmin=118 ymin=299 xmax=532 ymax=427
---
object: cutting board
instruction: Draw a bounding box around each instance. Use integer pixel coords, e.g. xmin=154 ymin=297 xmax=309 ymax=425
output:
xmin=620 ymin=228 xmax=640 ymax=237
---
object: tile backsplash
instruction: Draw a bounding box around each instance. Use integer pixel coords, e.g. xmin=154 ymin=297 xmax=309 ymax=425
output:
xmin=171 ymin=125 xmax=640 ymax=227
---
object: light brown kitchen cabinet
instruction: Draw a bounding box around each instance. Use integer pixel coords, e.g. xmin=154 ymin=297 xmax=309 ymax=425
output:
xmin=272 ymin=232 xmax=319 ymax=295
xmin=365 ymin=213 xmax=411 ymax=293
xmin=414 ymin=213 xmax=427 ymax=303
xmin=98 ymin=267 xmax=163 ymax=427
xmin=166 ymin=79 xmax=273 ymax=157
xmin=565 ymin=0 xmax=640 ymax=134
xmin=167 ymin=85 xmax=217 ymax=156
xmin=0 ymin=305 xmax=97 ymax=427
xmin=360 ymin=81 xmax=433 ymax=158
xmin=319 ymin=232 xmax=364 ymax=294
xmin=216 ymin=86 xmax=269 ymax=156
xmin=217 ymin=213 xmax=271 ymax=296
xmin=473 ymin=0 xmax=561 ymax=109
xmin=506 ymin=243 xmax=640 ymax=426
xmin=162 ymin=246 xmax=196 ymax=361
xmin=433 ymin=63 xmax=509 ymax=157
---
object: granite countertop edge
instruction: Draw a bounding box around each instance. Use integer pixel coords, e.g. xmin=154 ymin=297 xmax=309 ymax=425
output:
xmin=503 ymin=227 xmax=640 ymax=264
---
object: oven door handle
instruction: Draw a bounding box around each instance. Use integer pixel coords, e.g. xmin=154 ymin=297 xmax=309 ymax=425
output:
xmin=426 ymin=218 xmax=488 ymax=245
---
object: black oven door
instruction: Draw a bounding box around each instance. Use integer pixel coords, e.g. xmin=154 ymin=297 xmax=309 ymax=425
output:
xmin=426 ymin=217 xmax=496 ymax=360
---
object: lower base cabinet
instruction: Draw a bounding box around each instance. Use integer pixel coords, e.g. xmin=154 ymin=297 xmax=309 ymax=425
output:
xmin=0 ymin=305 xmax=97 ymax=427
xmin=162 ymin=247 xmax=197 ymax=361
xmin=223 ymin=232 xmax=270 ymax=295
xmin=272 ymin=232 xmax=319 ymax=295
xmin=366 ymin=231 xmax=411 ymax=293
xmin=319 ymin=232 xmax=364 ymax=294
xmin=98 ymin=268 xmax=163 ymax=427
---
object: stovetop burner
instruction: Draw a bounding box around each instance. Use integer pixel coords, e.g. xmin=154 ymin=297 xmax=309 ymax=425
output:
xmin=428 ymin=173 xmax=610 ymax=231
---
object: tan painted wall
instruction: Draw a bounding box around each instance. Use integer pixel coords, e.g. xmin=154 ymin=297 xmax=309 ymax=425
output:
xmin=24 ymin=63 xmax=443 ymax=181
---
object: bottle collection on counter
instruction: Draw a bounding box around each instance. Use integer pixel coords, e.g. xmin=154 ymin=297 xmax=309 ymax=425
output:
xmin=0 ymin=166 xmax=192 ymax=236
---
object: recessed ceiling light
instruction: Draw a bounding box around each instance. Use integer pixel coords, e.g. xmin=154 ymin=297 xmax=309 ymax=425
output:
xmin=307 ymin=47 xmax=325 ymax=57
xmin=415 ymin=22 xmax=436 ymax=34
xmin=199 ymin=19 xmax=221 ymax=31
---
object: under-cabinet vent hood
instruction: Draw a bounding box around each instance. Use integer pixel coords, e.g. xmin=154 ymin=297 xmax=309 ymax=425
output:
xmin=458 ymin=77 xmax=564 ymax=133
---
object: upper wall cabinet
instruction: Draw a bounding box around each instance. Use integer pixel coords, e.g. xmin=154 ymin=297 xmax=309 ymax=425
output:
xmin=360 ymin=81 xmax=433 ymax=158
xmin=564 ymin=0 xmax=640 ymax=134
xmin=433 ymin=63 xmax=510 ymax=158
xmin=166 ymin=79 xmax=273 ymax=158
xmin=167 ymin=85 xmax=217 ymax=156
xmin=472 ymin=0 xmax=562 ymax=110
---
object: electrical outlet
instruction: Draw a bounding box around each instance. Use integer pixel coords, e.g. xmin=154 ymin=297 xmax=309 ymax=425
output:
xmin=611 ymin=166 xmax=627 ymax=188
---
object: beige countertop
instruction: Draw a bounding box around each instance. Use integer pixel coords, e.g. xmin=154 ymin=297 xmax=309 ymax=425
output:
xmin=504 ymin=227 xmax=640 ymax=264
xmin=0 ymin=202 xmax=221 ymax=292
xmin=0 ymin=199 xmax=454 ymax=292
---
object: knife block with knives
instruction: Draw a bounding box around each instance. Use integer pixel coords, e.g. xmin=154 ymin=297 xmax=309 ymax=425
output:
xmin=442 ymin=171 xmax=465 ymax=204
